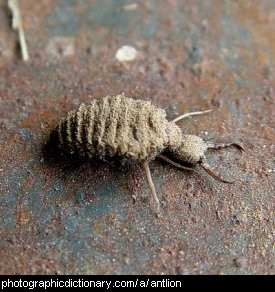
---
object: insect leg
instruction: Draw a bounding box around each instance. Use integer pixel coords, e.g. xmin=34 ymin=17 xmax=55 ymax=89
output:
xmin=206 ymin=142 xmax=244 ymax=152
xmin=158 ymin=155 xmax=201 ymax=176
xmin=143 ymin=162 xmax=160 ymax=214
xmin=171 ymin=109 xmax=212 ymax=123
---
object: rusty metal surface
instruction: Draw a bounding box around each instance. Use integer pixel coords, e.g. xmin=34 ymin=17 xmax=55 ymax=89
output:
xmin=0 ymin=0 xmax=274 ymax=275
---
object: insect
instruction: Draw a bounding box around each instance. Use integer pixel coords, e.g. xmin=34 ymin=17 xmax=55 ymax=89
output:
xmin=54 ymin=93 xmax=243 ymax=213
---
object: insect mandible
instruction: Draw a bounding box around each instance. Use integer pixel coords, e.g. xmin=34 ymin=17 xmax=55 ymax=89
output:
xmin=54 ymin=93 xmax=243 ymax=213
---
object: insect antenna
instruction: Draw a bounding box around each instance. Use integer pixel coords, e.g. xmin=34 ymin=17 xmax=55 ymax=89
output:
xmin=199 ymin=159 xmax=233 ymax=184
xmin=172 ymin=109 xmax=212 ymax=123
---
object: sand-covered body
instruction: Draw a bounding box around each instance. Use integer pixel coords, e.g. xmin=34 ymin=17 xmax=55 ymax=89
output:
xmin=56 ymin=94 xmax=181 ymax=161
xmin=54 ymin=94 xmax=240 ymax=210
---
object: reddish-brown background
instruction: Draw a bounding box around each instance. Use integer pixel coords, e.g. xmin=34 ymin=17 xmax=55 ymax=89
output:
xmin=0 ymin=0 xmax=274 ymax=274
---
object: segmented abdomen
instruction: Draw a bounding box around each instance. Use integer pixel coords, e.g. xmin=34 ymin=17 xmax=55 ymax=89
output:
xmin=56 ymin=94 xmax=170 ymax=161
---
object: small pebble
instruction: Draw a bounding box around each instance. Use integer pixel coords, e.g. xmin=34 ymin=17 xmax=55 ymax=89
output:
xmin=123 ymin=3 xmax=138 ymax=11
xmin=123 ymin=256 xmax=130 ymax=265
xmin=115 ymin=46 xmax=138 ymax=62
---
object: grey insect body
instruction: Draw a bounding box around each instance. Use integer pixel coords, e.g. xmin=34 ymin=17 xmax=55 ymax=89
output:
xmin=55 ymin=94 xmax=242 ymax=214
xmin=57 ymin=94 xmax=178 ymax=161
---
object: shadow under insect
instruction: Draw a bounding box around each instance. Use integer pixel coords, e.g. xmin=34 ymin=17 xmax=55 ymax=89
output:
xmin=43 ymin=127 xmax=139 ymax=174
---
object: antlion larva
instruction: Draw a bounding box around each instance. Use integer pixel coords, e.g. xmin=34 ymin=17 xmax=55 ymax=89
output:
xmin=54 ymin=93 xmax=243 ymax=214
